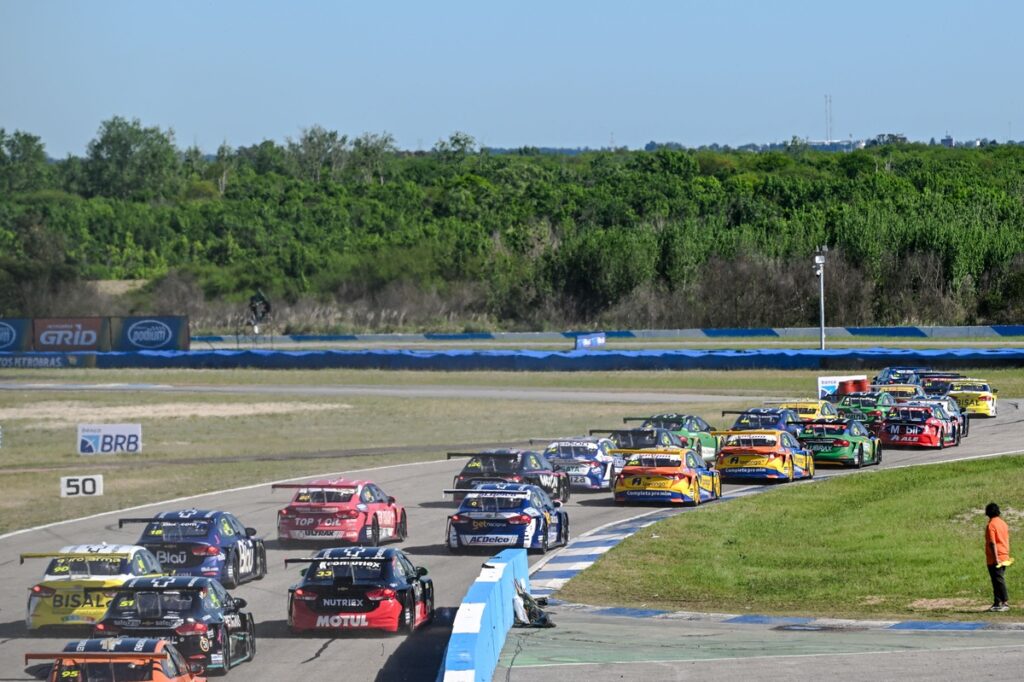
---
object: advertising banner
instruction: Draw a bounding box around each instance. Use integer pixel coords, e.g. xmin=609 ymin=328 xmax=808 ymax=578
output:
xmin=817 ymin=374 xmax=868 ymax=399
xmin=0 ymin=318 xmax=33 ymax=351
xmin=574 ymin=333 xmax=607 ymax=350
xmin=77 ymin=424 xmax=143 ymax=454
xmin=110 ymin=316 xmax=190 ymax=351
xmin=33 ymin=318 xmax=110 ymax=352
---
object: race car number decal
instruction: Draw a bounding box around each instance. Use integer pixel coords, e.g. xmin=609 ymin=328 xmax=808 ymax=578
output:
xmin=237 ymin=541 xmax=254 ymax=575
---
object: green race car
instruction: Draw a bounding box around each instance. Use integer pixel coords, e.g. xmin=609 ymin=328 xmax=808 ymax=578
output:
xmin=622 ymin=413 xmax=721 ymax=463
xmin=835 ymin=391 xmax=896 ymax=431
xmin=796 ymin=418 xmax=882 ymax=467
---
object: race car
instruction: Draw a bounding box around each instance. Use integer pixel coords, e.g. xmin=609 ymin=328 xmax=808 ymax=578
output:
xmin=919 ymin=395 xmax=970 ymax=437
xmin=536 ymin=437 xmax=621 ymax=491
xmin=947 ymin=378 xmax=998 ymax=417
xmin=721 ymin=408 xmax=804 ymax=437
xmin=621 ymin=414 xmax=722 ymax=463
xmin=873 ymin=366 xmax=925 ymax=385
xmin=763 ymin=400 xmax=839 ymax=422
xmin=796 ymin=419 xmax=881 ymax=467
xmin=715 ymin=430 xmax=814 ymax=483
xmin=94 ymin=576 xmax=255 ymax=675
xmin=613 ymin=449 xmax=721 ymax=505
xmin=273 ymin=479 xmax=408 ymax=546
xmin=874 ymin=383 xmax=927 ymax=401
xmin=444 ymin=483 xmax=569 ymax=553
xmin=286 ymin=547 xmax=433 ymax=635
xmin=119 ymin=509 xmax=267 ymax=588
xmin=21 ymin=543 xmax=163 ymax=630
xmin=880 ymin=403 xmax=960 ymax=448
xmin=25 ymin=638 xmax=205 ymax=682
xmin=591 ymin=426 xmax=690 ymax=457
xmin=835 ymin=391 xmax=897 ymax=431
xmin=447 ymin=450 xmax=570 ymax=502
xmin=918 ymin=371 xmax=965 ymax=397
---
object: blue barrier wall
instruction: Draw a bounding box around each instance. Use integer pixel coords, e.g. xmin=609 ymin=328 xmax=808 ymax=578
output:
xmin=5 ymin=347 xmax=1023 ymax=371
xmin=442 ymin=549 xmax=529 ymax=682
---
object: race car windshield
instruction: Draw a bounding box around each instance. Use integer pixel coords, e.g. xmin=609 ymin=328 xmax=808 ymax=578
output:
xmin=545 ymin=444 xmax=597 ymax=459
xmin=626 ymin=455 xmax=681 ymax=468
xmin=310 ymin=559 xmax=386 ymax=583
xmin=725 ymin=435 xmax=778 ymax=447
xmin=56 ymin=661 xmax=154 ymax=682
xmin=642 ymin=419 xmax=683 ymax=430
xmin=610 ymin=432 xmax=659 ymax=448
xmin=789 ymin=406 xmax=817 ymax=415
xmin=842 ymin=397 xmax=878 ymax=408
xmin=802 ymin=424 xmax=846 ymax=436
xmin=45 ymin=556 xmax=128 ymax=577
xmin=294 ymin=489 xmax=356 ymax=504
xmin=462 ymin=495 xmax=524 ymax=511
xmin=463 ymin=456 xmax=519 ymax=474
xmin=732 ymin=414 xmax=780 ymax=429
xmin=143 ymin=521 xmax=210 ymax=540
xmin=111 ymin=591 xmax=196 ymax=618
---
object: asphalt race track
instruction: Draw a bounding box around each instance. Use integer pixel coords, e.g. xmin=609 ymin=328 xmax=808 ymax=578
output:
xmin=0 ymin=382 xmax=1021 ymax=682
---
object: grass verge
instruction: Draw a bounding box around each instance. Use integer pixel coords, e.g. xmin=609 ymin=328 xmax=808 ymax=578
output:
xmin=558 ymin=455 xmax=1024 ymax=620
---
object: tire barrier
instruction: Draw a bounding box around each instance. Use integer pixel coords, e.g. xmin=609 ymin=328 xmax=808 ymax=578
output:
xmin=4 ymin=347 xmax=1024 ymax=371
xmin=440 ymin=549 xmax=530 ymax=682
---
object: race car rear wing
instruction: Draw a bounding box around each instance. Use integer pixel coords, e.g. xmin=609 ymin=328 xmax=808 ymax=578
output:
xmin=20 ymin=552 xmax=132 ymax=565
xmin=118 ymin=517 xmax=208 ymax=529
xmin=609 ymin=448 xmax=684 ymax=456
xmin=25 ymin=652 xmax=169 ymax=665
xmin=447 ymin=452 xmax=522 ymax=459
xmin=588 ymin=428 xmax=657 ymax=435
xmin=271 ymin=483 xmax=357 ymax=490
xmin=442 ymin=489 xmax=531 ymax=498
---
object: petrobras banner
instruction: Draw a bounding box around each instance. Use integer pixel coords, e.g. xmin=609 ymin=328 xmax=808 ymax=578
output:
xmin=33 ymin=317 xmax=110 ymax=351
xmin=77 ymin=424 xmax=143 ymax=455
xmin=817 ymin=375 xmax=867 ymax=399
xmin=109 ymin=316 xmax=190 ymax=351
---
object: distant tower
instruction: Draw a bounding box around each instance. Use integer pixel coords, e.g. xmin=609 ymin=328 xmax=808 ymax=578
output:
xmin=824 ymin=95 xmax=833 ymax=144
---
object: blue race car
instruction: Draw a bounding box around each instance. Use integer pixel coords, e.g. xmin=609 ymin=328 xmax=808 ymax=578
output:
xmin=444 ymin=483 xmax=569 ymax=554
xmin=119 ymin=509 xmax=267 ymax=588
xmin=722 ymin=408 xmax=803 ymax=437
xmin=539 ymin=437 xmax=621 ymax=491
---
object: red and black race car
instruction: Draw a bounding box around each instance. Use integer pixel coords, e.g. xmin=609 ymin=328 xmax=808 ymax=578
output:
xmin=447 ymin=450 xmax=570 ymax=502
xmin=880 ymin=403 xmax=960 ymax=449
xmin=286 ymin=547 xmax=433 ymax=635
xmin=273 ymin=479 xmax=408 ymax=547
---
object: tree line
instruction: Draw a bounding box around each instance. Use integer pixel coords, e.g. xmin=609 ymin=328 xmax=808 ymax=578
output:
xmin=2 ymin=117 xmax=1024 ymax=331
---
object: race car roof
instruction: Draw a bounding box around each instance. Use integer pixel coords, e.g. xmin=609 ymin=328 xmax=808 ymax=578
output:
xmin=272 ymin=478 xmax=365 ymax=490
xmin=315 ymin=546 xmax=395 ymax=560
xmin=722 ymin=408 xmax=789 ymax=416
xmin=121 ymin=576 xmax=216 ymax=590
xmin=447 ymin=450 xmax=531 ymax=459
xmin=62 ymin=638 xmax=165 ymax=654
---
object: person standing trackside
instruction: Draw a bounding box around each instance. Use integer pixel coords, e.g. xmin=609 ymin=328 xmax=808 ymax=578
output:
xmin=985 ymin=502 xmax=1013 ymax=612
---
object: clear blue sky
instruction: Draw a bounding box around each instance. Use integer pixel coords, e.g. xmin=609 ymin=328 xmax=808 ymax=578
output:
xmin=2 ymin=0 xmax=1021 ymax=157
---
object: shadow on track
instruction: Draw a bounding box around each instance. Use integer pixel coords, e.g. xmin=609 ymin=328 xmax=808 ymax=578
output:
xmin=373 ymin=607 xmax=456 ymax=682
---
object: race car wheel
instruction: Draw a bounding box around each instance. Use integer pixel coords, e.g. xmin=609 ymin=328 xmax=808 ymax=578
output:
xmin=807 ymin=456 xmax=815 ymax=479
xmin=963 ymin=416 xmax=970 ymax=437
xmin=254 ymin=546 xmax=266 ymax=581
xmin=954 ymin=427 xmax=961 ymax=446
xmin=938 ymin=430 xmax=946 ymax=450
xmin=560 ymin=479 xmax=571 ymax=504
xmin=713 ymin=474 xmax=722 ymax=500
xmin=561 ymin=514 xmax=570 ymax=546
xmin=368 ymin=518 xmax=381 ymax=547
xmin=219 ymin=625 xmax=232 ymax=675
xmin=397 ymin=512 xmax=408 ymax=541
xmin=875 ymin=442 xmax=882 ymax=465
xmin=224 ymin=553 xmax=240 ymax=589
xmin=786 ymin=458 xmax=795 ymax=482
xmin=691 ymin=477 xmax=701 ymax=506
xmin=853 ymin=447 xmax=863 ymax=469
xmin=246 ymin=614 xmax=257 ymax=660
xmin=538 ymin=521 xmax=550 ymax=554
xmin=401 ymin=593 xmax=416 ymax=635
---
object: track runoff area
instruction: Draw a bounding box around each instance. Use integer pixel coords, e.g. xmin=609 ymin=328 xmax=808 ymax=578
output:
xmin=0 ymin=385 xmax=1019 ymax=681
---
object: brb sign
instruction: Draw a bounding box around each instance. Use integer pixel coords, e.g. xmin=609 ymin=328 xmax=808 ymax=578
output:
xmin=77 ymin=424 xmax=143 ymax=455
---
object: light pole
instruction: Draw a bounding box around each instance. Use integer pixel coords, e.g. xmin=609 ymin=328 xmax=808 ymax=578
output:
xmin=814 ymin=246 xmax=827 ymax=350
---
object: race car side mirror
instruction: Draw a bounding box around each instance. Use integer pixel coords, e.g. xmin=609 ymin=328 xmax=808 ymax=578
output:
xmin=552 ymin=500 xmax=563 ymax=508
xmin=245 ymin=527 xmax=257 ymax=537
xmin=416 ymin=566 xmax=429 ymax=577
xmin=388 ymin=496 xmax=397 ymax=504
xmin=233 ymin=597 xmax=248 ymax=610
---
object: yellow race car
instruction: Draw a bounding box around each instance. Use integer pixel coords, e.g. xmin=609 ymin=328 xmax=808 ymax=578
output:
xmin=764 ymin=399 xmax=838 ymax=421
xmin=715 ymin=430 xmax=815 ymax=483
xmin=22 ymin=544 xmax=163 ymax=629
xmin=872 ymin=383 xmax=927 ymax=401
xmin=947 ymin=378 xmax=998 ymax=417
xmin=613 ymin=449 xmax=721 ymax=505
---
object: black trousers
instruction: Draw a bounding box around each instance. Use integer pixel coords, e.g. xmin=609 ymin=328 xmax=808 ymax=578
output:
xmin=988 ymin=564 xmax=1008 ymax=605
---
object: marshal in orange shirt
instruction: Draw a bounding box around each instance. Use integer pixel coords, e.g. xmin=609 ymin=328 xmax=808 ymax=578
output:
xmin=986 ymin=516 xmax=1011 ymax=566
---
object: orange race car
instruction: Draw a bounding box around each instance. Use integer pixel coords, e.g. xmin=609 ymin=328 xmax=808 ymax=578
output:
xmin=25 ymin=637 xmax=205 ymax=682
